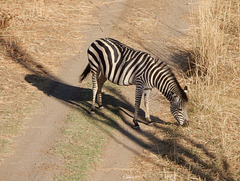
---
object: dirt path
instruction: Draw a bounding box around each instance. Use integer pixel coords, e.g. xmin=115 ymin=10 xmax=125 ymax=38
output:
xmin=91 ymin=0 xmax=198 ymax=180
xmin=0 ymin=0 xmax=197 ymax=180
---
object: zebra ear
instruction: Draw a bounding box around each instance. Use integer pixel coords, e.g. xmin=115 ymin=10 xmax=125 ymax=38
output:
xmin=184 ymin=86 xmax=188 ymax=94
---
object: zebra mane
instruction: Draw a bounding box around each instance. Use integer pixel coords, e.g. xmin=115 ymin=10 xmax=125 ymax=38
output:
xmin=106 ymin=38 xmax=136 ymax=52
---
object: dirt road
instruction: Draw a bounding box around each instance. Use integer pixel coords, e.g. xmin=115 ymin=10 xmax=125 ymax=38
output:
xmin=0 ymin=0 xmax=197 ymax=180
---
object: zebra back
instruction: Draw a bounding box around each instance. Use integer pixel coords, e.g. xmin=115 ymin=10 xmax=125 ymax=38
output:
xmin=87 ymin=38 xmax=188 ymax=102
xmin=88 ymin=38 xmax=153 ymax=85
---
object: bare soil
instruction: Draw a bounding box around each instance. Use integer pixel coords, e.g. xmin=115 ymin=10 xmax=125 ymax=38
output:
xmin=0 ymin=0 xmax=198 ymax=180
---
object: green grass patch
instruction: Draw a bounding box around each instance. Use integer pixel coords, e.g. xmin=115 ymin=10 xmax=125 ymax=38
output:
xmin=54 ymin=86 xmax=123 ymax=180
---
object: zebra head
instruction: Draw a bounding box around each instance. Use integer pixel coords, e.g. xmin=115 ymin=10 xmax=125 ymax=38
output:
xmin=170 ymin=86 xmax=188 ymax=126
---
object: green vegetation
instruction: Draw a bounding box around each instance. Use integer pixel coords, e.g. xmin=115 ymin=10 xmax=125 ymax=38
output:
xmin=54 ymin=110 xmax=107 ymax=180
xmin=54 ymin=84 xmax=123 ymax=180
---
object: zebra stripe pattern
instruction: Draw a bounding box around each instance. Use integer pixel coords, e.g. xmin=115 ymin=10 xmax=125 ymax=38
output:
xmin=80 ymin=38 xmax=189 ymax=127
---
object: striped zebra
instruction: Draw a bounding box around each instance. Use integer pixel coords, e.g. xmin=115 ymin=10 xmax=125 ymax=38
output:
xmin=80 ymin=38 xmax=188 ymax=128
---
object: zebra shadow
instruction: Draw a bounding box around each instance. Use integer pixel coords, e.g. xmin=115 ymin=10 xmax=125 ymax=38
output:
xmin=3 ymin=29 xmax=234 ymax=181
xmin=25 ymin=74 xmax=235 ymax=181
xmin=25 ymin=74 xmax=168 ymax=127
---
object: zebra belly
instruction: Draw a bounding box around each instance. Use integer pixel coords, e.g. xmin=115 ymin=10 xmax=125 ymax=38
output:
xmin=107 ymin=75 xmax=134 ymax=86
xmin=103 ymin=69 xmax=135 ymax=86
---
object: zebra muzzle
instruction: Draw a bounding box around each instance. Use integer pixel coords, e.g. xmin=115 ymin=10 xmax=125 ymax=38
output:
xmin=181 ymin=120 xmax=189 ymax=127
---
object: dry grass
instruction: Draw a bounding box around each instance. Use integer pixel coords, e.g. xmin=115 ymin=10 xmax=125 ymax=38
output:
xmin=188 ymin=0 xmax=240 ymax=179
xmin=0 ymin=0 xmax=103 ymax=160
xmin=128 ymin=0 xmax=240 ymax=180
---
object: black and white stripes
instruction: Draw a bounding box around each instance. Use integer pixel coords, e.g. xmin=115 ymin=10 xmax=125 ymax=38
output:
xmin=80 ymin=38 xmax=189 ymax=127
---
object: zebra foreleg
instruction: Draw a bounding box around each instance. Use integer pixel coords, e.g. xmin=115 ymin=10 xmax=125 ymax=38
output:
xmin=144 ymin=88 xmax=152 ymax=124
xmin=96 ymin=73 xmax=107 ymax=109
xmin=133 ymin=84 xmax=144 ymax=128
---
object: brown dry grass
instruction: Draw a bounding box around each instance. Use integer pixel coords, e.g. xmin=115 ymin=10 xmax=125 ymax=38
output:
xmin=188 ymin=0 xmax=240 ymax=179
xmin=128 ymin=0 xmax=240 ymax=181
xmin=0 ymin=0 xmax=103 ymax=160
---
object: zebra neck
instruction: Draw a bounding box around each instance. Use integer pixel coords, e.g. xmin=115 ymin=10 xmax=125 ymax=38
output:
xmin=152 ymin=65 xmax=180 ymax=102
xmin=156 ymin=79 xmax=184 ymax=103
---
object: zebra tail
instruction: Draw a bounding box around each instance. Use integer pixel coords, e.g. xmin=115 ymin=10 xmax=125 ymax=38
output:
xmin=79 ymin=64 xmax=91 ymax=82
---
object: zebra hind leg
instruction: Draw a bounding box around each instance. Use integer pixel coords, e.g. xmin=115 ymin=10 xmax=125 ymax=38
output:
xmin=90 ymin=70 xmax=99 ymax=115
xmin=96 ymin=73 xmax=107 ymax=110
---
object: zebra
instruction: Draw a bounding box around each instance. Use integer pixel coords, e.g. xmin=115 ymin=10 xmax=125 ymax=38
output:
xmin=80 ymin=38 xmax=189 ymax=128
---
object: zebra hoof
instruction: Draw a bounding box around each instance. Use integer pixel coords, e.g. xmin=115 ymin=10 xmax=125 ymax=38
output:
xmin=132 ymin=124 xmax=140 ymax=129
xmin=99 ymin=105 xmax=104 ymax=110
xmin=89 ymin=110 xmax=95 ymax=115
xmin=148 ymin=122 xmax=154 ymax=126
xmin=132 ymin=121 xmax=140 ymax=129
xmin=146 ymin=118 xmax=152 ymax=125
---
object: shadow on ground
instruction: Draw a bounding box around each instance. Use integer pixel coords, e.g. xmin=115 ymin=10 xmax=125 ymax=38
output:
xmin=1 ymin=32 xmax=234 ymax=180
xmin=0 ymin=32 xmax=233 ymax=180
xmin=25 ymin=73 xmax=234 ymax=181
